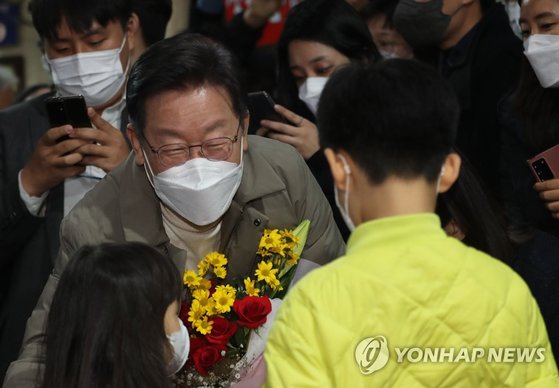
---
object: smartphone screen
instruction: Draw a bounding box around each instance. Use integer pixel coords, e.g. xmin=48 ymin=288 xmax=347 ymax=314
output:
xmin=247 ymin=91 xmax=286 ymax=134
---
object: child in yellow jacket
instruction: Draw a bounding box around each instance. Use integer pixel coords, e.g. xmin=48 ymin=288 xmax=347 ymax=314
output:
xmin=264 ymin=59 xmax=559 ymax=387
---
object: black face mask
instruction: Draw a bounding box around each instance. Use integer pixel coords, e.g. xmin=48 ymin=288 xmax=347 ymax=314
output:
xmin=393 ymin=0 xmax=452 ymax=49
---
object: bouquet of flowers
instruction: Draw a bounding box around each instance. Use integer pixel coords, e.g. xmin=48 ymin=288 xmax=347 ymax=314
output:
xmin=173 ymin=220 xmax=310 ymax=387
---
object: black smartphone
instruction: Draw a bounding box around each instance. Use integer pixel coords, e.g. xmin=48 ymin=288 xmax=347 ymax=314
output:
xmin=247 ymin=91 xmax=286 ymax=135
xmin=45 ymin=95 xmax=92 ymax=142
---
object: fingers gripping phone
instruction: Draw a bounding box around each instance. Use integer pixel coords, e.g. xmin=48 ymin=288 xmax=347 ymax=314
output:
xmin=247 ymin=91 xmax=287 ymax=134
xmin=527 ymin=144 xmax=559 ymax=182
xmin=45 ymin=95 xmax=92 ymax=142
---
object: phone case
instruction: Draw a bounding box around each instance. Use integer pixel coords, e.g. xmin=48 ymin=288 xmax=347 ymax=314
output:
xmin=247 ymin=91 xmax=286 ymax=134
xmin=45 ymin=95 xmax=91 ymax=128
xmin=527 ymin=144 xmax=559 ymax=182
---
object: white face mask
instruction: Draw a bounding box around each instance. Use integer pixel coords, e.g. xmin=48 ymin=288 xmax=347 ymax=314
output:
xmin=42 ymin=36 xmax=130 ymax=107
xmin=524 ymin=34 xmax=559 ymax=88
xmin=333 ymin=154 xmax=355 ymax=232
xmin=298 ymin=76 xmax=328 ymax=116
xmin=143 ymin=137 xmax=244 ymax=226
xmin=167 ymin=319 xmax=190 ymax=375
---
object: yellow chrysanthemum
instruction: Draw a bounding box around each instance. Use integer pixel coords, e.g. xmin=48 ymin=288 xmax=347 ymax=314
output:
xmin=244 ymin=277 xmax=260 ymax=296
xmin=196 ymin=278 xmax=212 ymax=291
xmin=183 ymin=270 xmax=201 ymax=287
xmin=192 ymin=289 xmax=210 ymax=301
xmin=279 ymin=229 xmax=299 ymax=248
xmin=194 ymin=316 xmax=213 ymax=335
xmin=215 ymin=284 xmax=236 ymax=296
xmin=255 ymin=261 xmax=279 ymax=283
xmin=214 ymin=266 xmax=227 ymax=279
xmin=270 ymin=277 xmax=283 ymax=291
xmin=197 ymin=260 xmax=210 ymax=276
xmin=188 ymin=300 xmax=205 ymax=324
xmin=212 ymin=288 xmax=235 ymax=314
xmin=192 ymin=289 xmax=215 ymax=313
xmin=204 ymin=252 xmax=228 ymax=268
xmin=286 ymin=251 xmax=300 ymax=266
xmin=258 ymin=229 xmax=287 ymax=256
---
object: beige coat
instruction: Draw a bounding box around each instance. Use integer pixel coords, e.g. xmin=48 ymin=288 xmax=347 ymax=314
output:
xmin=4 ymin=135 xmax=345 ymax=386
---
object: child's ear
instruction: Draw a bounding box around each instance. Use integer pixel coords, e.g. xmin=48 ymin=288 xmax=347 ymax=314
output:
xmin=324 ymin=148 xmax=352 ymax=191
xmin=438 ymin=153 xmax=461 ymax=193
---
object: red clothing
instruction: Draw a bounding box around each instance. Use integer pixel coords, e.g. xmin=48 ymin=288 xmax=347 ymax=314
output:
xmin=224 ymin=0 xmax=303 ymax=46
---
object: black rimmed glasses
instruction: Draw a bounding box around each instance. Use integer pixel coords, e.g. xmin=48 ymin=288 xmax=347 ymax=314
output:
xmin=142 ymin=122 xmax=242 ymax=167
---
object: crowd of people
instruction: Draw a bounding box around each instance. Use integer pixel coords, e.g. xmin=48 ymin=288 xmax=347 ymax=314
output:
xmin=1 ymin=0 xmax=559 ymax=386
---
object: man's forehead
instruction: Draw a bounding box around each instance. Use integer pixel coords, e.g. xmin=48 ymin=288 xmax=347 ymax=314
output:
xmin=48 ymin=18 xmax=116 ymax=42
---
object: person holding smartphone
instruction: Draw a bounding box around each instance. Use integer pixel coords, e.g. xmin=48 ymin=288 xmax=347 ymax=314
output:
xmin=500 ymin=0 xmax=559 ymax=239
xmin=257 ymin=0 xmax=380 ymax=240
xmin=0 ymin=0 xmax=173 ymax=381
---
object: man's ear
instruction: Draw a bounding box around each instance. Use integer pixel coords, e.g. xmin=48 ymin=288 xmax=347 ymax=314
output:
xmin=127 ymin=124 xmax=145 ymax=166
xmin=126 ymin=13 xmax=141 ymax=53
xmin=438 ymin=153 xmax=461 ymax=193
xmin=242 ymin=112 xmax=249 ymax=151
xmin=324 ymin=148 xmax=352 ymax=191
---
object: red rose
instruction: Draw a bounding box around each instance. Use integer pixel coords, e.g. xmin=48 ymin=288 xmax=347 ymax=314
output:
xmin=192 ymin=344 xmax=226 ymax=376
xmin=188 ymin=336 xmax=207 ymax=358
xmin=178 ymin=300 xmax=190 ymax=326
xmin=206 ymin=317 xmax=238 ymax=346
xmin=233 ymin=296 xmax=272 ymax=329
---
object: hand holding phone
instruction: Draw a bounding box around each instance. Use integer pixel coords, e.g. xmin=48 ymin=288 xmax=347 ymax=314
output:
xmin=247 ymin=91 xmax=287 ymax=134
xmin=45 ymin=95 xmax=92 ymax=142
xmin=527 ymin=144 xmax=559 ymax=182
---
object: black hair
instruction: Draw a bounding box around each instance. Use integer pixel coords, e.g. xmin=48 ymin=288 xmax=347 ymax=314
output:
xmin=30 ymin=0 xmax=132 ymax=42
xmin=436 ymin=152 xmax=514 ymax=264
xmin=360 ymin=0 xmax=400 ymax=25
xmin=42 ymin=242 xmax=182 ymax=388
xmin=512 ymin=57 xmax=559 ymax=152
xmin=127 ymin=32 xmax=248 ymax=137
xmin=276 ymin=0 xmax=380 ymax=118
xmin=318 ymin=59 xmax=459 ymax=184
xmin=132 ymin=0 xmax=173 ymax=46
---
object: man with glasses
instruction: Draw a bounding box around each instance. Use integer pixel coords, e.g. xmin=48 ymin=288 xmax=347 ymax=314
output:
xmin=5 ymin=32 xmax=344 ymax=386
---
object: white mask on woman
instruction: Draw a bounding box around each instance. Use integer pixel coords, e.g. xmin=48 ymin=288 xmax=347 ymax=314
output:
xmin=143 ymin=137 xmax=244 ymax=226
xmin=167 ymin=319 xmax=190 ymax=375
xmin=298 ymin=76 xmax=329 ymax=116
xmin=333 ymin=154 xmax=355 ymax=232
xmin=42 ymin=36 xmax=130 ymax=107
xmin=524 ymin=34 xmax=559 ymax=88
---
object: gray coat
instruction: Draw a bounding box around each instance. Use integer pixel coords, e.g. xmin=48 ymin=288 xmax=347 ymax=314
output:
xmin=4 ymin=135 xmax=344 ymax=386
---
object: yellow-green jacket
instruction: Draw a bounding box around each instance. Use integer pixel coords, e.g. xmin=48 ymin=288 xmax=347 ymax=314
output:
xmin=265 ymin=214 xmax=559 ymax=387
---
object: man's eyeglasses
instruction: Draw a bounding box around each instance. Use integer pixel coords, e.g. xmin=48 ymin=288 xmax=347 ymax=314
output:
xmin=142 ymin=122 xmax=242 ymax=167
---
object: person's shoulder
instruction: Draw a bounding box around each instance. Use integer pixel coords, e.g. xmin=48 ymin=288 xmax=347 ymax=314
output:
xmin=454 ymin=240 xmax=534 ymax=302
xmin=0 ymin=91 xmax=52 ymax=118
xmin=243 ymin=135 xmax=310 ymax=186
xmin=247 ymin=135 xmax=304 ymax=163
xmin=286 ymin=256 xmax=350 ymax=305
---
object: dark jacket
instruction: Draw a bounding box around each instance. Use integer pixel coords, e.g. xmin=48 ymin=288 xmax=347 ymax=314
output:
xmin=499 ymin=98 xmax=559 ymax=237
xmin=0 ymin=93 xmax=128 ymax=381
xmin=441 ymin=3 xmax=523 ymax=199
